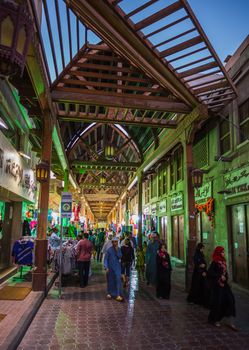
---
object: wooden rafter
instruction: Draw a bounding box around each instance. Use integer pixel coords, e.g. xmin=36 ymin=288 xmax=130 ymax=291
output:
xmin=72 ymin=160 xmax=140 ymax=172
xmin=52 ymin=89 xmax=190 ymax=113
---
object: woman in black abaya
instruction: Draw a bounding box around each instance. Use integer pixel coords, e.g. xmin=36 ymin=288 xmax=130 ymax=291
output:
xmin=208 ymin=246 xmax=236 ymax=329
xmin=187 ymin=243 xmax=208 ymax=306
xmin=156 ymin=243 xmax=172 ymax=299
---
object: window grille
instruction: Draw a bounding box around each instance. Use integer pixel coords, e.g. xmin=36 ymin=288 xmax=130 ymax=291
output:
xmin=239 ymin=99 xmax=249 ymax=143
xmin=193 ymin=137 xmax=209 ymax=169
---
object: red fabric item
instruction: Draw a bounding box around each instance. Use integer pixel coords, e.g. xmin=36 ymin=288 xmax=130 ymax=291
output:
xmin=158 ymin=250 xmax=168 ymax=268
xmin=212 ymin=246 xmax=225 ymax=262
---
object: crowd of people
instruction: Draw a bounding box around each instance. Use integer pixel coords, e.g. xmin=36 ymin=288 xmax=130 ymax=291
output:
xmin=47 ymin=226 xmax=237 ymax=330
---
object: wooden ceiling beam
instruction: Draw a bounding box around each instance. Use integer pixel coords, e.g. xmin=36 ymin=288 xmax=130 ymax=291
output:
xmin=81 ymin=183 xmax=126 ymax=189
xmin=61 ymin=78 xmax=164 ymax=93
xmin=193 ymin=81 xmax=229 ymax=95
xmin=160 ymin=36 xmax=203 ymax=58
xmin=75 ymin=62 xmax=133 ymax=73
xmin=57 ymin=112 xmax=177 ymax=129
xmin=67 ymin=0 xmax=198 ymax=106
xmin=68 ymin=70 xmax=153 ymax=83
xmin=82 ymin=53 xmax=121 ymax=61
xmin=72 ymin=160 xmax=140 ymax=172
xmin=134 ymin=1 xmax=182 ymax=31
xmin=179 ymin=61 xmax=218 ymax=78
xmin=52 ymin=88 xmax=191 ymax=113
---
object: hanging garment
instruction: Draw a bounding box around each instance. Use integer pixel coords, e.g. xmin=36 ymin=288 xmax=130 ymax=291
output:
xmin=12 ymin=239 xmax=34 ymax=265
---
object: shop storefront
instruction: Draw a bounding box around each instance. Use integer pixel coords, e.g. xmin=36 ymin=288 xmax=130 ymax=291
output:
xmin=0 ymin=131 xmax=36 ymax=271
xmin=171 ymin=192 xmax=184 ymax=260
xmin=224 ymin=165 xmax=249 ymax=288
xmin=142 ymin=205 xmax=151 ymax=235
xmin=151 ymin=203 xmax=158 ymax=232
xmin=157 ymin=199 xmax=167 ymax=244
xmin=194 ymin=182 xmax=214 ymax=263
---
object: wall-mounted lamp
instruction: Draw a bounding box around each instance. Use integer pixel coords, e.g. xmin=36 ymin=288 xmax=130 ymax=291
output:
xmin=36 ymin=162 xmax=50 ymax=183
xmin=191 ymin=168 xmax=208 ymax=188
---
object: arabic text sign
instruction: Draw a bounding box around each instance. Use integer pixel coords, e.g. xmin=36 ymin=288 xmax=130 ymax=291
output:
xmin=224 ymin=165 xmax=249 ymax=197
xmin=194 ymin=182 xmax=212 ymax=203
xmin=171 ymin=192 xmax=183 ymax=211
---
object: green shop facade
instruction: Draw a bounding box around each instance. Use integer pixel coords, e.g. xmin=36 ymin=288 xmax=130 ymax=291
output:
xmin=139 ymin=37 xmax=249 ymax=289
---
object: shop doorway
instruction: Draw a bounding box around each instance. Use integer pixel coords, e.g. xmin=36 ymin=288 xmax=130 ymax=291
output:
xmin=0 ymin=202 xmax=13 ymax=271
xmin=229 ymin=204 xmax=249 ymax=288
xmin=196 ymin=212 xmax=214 ymax=263
xmin=160 ymin=217 xmax=167 ymax=245
xmin=172 ymin=215 xmax=184 ymax=260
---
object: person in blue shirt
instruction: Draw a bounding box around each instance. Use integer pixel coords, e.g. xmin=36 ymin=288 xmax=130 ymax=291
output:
xmin=104 ymin=237 xmax=123 ymax=302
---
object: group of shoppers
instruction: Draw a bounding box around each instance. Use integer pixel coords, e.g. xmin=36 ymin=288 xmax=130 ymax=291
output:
xmin=144 ymin=234 xmax=237 ymax=329
xmin=75 ymin=228 xmax=237 ymax=330
xmin=187 ymin=243 xmax=236 ymax=329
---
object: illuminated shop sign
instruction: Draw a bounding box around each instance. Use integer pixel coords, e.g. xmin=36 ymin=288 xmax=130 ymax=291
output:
xmin=151 ymin=203 xmax=157 ymax=216
xmin=224 ymin=165 xmax=249 ymax=197
xmin=143 ymin=205 xmax=151 ymax=215
xmin=0 ymin=131 xmax=36 ymax=202
xmin=158 ymin=200 xmax=167 ymax=214
xmin=171 ymin=192 xmax=183 ymax=211
xmin=194 ymin=182 xmax=212 ymax=203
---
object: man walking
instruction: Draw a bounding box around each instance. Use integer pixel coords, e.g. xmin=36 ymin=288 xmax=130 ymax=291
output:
xmin=104 ymin=237 xmax=123 ymax=301
xmin=76 ymin=233 xmax=93 ymax=288
xmin=96 ymin=228 xmax=105 ymax=261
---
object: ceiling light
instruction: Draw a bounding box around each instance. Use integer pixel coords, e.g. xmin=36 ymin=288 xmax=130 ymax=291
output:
xmin=19 ymin=151 xmax=31 ymax=160
xmin=50 ymin=170 xmax=56 ymax=179
xmin=0 ymin=118 xmax=8 ymax=129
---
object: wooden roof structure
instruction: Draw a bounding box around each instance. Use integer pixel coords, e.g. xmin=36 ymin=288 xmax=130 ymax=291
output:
xmin=27 ymin=0 xmax=237 ymax=220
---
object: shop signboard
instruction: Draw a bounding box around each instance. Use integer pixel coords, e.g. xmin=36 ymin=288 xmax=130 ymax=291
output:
xmin=0 ymin=131 xmax=36 ymax=202
xmin=143 ymin=205 xmax=151 ymax=215
xmin=151 ymin=203 xmax=157 ymax=216
xmin=224 ymin=165 xmax=249 ymax=197
xmin=158 ymin=199 xmax=167 ymax=214
xmin=61 ymin=192 xmax=72 ymax=218
xmin=171 ymin=192 xmax=183 ymax=211
xmin=194 ymin=182 xmax=212 ymax=203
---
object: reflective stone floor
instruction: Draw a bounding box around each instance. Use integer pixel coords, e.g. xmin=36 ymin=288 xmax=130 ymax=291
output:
xmin=18 ymin=263 xmax=249 ymax=350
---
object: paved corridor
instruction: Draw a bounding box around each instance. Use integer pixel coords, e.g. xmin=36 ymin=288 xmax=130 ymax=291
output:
xmin=19 ymin=264 xmax=249 ymax=350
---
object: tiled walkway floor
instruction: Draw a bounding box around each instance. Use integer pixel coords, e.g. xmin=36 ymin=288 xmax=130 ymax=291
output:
xmin=19 ymin=263 xmax=249 ymax=350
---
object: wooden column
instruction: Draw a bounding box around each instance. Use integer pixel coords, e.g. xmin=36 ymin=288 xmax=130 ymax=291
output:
xmin=32 ymin=111 xmax=53 ymax=292
xmin=185 ymin=142 xmax=197 ymax=291
xmin=137 ymin=173 xmax=143 ymax=248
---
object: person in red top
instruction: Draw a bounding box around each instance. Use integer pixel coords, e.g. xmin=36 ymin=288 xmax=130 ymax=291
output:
xmin=76 ymin=232 xmax=93 ymax=288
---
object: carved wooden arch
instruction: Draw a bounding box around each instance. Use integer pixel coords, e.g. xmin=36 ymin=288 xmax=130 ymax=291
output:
xmin=67 ymin=123 xmax=141 ymax=162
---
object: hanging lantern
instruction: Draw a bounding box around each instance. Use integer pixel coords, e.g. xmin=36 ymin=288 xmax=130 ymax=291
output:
xmin=0 ymin=0 xmax=34 ymax=77
xmin=104 ymin=145 xmax=115 ymax=160
xmin=36 ymin=162 xmax=50 ymax=183
xmin=191 ymin=169 xmax=204 ymax=188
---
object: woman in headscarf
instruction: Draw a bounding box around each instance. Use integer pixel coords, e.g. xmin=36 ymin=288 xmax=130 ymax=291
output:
xmin=187 ymin=243 xmax=207 ymax=306
xmin=156 ymin=243 xmax=172 ymax=299
xmin=207 ymin=246 xmax=236 ymax=329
